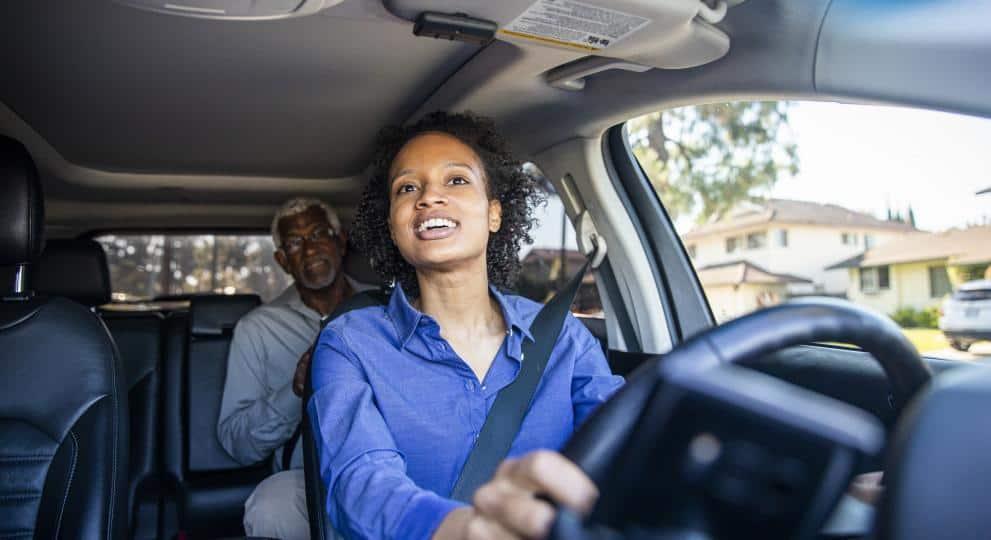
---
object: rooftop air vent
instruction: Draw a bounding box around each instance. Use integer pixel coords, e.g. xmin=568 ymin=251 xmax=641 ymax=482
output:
xmin=113 ymin=0 xmax=343 ymax=20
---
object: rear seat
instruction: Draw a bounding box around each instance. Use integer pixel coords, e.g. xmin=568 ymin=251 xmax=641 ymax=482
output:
xmin=33 ymin=239 xmax=164 ymax=540
xmin=161 ymin=294 xmax=269 ymax=538
xmin=35 ymin=239 xmax=272 ymax=539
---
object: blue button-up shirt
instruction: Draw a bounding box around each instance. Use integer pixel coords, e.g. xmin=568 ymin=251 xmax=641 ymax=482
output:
xmin=308 ymin=285 xmax=624 ymax=540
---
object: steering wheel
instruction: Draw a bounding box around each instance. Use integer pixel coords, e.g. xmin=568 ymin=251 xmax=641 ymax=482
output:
xmin=553 ymin=297 xmax=932 ymax=540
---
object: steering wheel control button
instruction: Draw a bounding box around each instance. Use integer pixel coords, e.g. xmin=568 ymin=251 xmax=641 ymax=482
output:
xmin=689 ymin=433 xmax=722 ymax=465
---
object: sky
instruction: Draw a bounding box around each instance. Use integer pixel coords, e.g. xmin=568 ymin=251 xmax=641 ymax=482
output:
xmin=527 ymin=100 xmax=991 ymax=253
xmin=771 ymin=101 xmax=991 ymax=232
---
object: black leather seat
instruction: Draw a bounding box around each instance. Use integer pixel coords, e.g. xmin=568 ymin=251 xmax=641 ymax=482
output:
xmin=161 ymin=293 xmax=268 ymax=538
xmin=33 ymin=238 xmax=164 ymax=540
xmin=0 ymin=136 xmax=128 ymax=539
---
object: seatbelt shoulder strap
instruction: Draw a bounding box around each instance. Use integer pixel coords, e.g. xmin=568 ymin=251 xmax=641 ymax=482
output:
xmin=449 ymin=260 xmax=590 ymax=502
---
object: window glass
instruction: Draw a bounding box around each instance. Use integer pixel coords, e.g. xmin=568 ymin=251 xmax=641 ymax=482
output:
xmin=747 ymin=231 xmax=767 ymax=250
xmin=96 ymin=234 xmax=292 ymax=304
xmin=628 ymin=101 xmax=991 ymax=361
xmin=725 ymin=237 xmax=738 ymax=254
xmin=516 ymin=164 xmax=603 ymax=317
xmin=776 ymin=229 xmax=789 ymax=247
xmin=929 ymin=266 xmax=953 ymax=298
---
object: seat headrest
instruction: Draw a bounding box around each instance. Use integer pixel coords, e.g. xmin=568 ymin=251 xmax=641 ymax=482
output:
xmin=0 ymin=136 xmax=44 ymax=267
xmin=189 ymin=294 xmax=261 ymax=337
xmin=343 ymin=245 xmax=383 ymax=288
xmin=32 ymin=239 xmax=111 ymax=307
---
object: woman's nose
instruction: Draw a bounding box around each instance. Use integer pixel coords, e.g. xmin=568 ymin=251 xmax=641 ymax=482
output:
xmin=415 ymin=182 xmax=447 ymax=208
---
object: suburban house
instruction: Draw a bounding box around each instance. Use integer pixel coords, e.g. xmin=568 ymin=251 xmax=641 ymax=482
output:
xmin=683 ymin=199 xmax=916 ymax=298
xmin=694 ymin=260 xmax=811 ymax=322
xmin=827 ymin=225 xmax=991 ymax=314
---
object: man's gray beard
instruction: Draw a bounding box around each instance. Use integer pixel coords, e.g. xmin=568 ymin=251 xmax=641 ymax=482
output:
xmin=299 ymin=267 xmax=337 ymax=291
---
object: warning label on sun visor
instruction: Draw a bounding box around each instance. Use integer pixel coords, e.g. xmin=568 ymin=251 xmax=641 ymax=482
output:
xmin=501 ymin=0 xmax=651 ymax=52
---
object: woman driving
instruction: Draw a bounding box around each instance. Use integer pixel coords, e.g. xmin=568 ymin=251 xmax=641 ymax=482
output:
xmin=308 ymin=111 xmax=623 ymax=540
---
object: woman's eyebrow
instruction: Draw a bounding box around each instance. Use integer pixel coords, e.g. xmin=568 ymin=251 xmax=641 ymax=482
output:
xmin=390 ymin=168 xmax=414 ymax=182
xmin=445 ymin=161 xmax=478 ymax=173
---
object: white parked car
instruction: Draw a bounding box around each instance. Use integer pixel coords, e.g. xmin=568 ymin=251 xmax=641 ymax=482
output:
xmin=940 ymin=280 xmax=991 ymax=351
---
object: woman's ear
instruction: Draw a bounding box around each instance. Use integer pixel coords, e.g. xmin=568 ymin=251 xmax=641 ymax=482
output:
xmin=488 ymin=199 xmax=502 ymax=233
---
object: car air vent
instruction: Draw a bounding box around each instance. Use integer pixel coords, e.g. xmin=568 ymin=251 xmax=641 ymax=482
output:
xmin=113 ymin=0 xmax=343 ymax=20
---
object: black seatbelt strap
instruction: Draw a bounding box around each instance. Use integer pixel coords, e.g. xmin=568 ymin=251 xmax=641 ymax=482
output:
xmin=283 ymin=290 xmax=390 ymax=471
xmin=449 ymin=259 xmax=590 ymax=502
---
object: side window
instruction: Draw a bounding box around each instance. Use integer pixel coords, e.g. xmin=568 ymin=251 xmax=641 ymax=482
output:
xmin=628 ymin=101 xmax=991 ymax=360
xmin=516 ymin=164 xmax=603 ymax=317
xmin=96 ymin=234 xmax=292 ymax=304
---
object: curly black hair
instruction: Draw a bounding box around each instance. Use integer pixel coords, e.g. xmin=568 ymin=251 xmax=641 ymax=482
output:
xmin=351 ymin=111 xmax=545 ymax=298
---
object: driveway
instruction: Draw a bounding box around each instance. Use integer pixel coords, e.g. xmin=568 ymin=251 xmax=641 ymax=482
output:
xmin=925 ymin=341 xmax=991 ymax=362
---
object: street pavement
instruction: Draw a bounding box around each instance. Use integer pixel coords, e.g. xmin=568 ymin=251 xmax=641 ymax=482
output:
xmin=925 ymin=341 xmax=991 ymax=362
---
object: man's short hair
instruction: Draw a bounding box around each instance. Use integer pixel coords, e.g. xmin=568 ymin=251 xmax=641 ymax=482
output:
xmin=270 ymin=198 xmax=342 ymax=249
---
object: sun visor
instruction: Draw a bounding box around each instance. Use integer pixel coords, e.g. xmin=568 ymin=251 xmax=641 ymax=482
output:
xmin=386 ymin=0 xmax=741 ymax=70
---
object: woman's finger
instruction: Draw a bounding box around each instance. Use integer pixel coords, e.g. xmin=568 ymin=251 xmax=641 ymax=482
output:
xmin=502 ymin=451 xmax=599 ymax=514
xmin=473 ymin=481 xmax=555 ymax=539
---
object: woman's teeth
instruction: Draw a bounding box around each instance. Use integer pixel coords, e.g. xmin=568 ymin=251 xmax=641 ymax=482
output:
xmin=417 ymin=218 xmax=457 ymax=233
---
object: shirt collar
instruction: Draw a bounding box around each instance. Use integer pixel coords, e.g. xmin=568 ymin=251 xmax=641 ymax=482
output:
xmin=386 ymin=284 xmax=534 ymax=350
xmin=285 ymin=285 xmax=322 ymax=323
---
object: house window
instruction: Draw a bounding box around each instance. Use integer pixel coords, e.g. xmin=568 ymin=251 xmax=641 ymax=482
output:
xmin=776 ymin=229 xmax=788 ymax=247
xmin=842 ymin=233 xmax=858 ymax=245
xmin=864 ymin=234 xmax=876 ymax=249
xmin=725 ymin=237 xmax=738 ymax=254
xmin=860 ymin=266 xmax=890 ymax=293
xmin=929 ymin=265 xmax=953 ymax=298
xmin=687 ymin=244 xmax=697 ymax=259
xmin=746 ymin=231 xmax=767 ymax=249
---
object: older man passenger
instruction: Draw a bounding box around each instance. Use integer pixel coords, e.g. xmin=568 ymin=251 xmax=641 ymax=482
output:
xmin=218 ymin=198 xmax=356 ymax=539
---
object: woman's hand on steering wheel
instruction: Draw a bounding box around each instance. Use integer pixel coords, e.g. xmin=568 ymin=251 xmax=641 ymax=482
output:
xmin=434 ymin=450 xmax=597 ymax=540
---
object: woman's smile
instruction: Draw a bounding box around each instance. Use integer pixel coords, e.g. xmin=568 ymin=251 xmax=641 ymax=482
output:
xmin=414 ymin=215 xmax=460 ymax=240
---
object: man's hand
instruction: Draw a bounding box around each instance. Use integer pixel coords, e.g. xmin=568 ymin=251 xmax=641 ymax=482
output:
xmin=434 ymin=450 xmax=598 ymax=540
xmin=292 ymin=349 xmax=312 ymax=397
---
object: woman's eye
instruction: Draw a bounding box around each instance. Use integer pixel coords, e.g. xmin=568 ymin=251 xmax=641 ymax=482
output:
xmin=449 ymin=176 xmax=469 ymax=185
xmin=397 ymin=183 xmax=417 ymax=194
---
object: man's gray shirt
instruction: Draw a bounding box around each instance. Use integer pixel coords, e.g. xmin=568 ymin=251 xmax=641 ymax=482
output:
xmin=218 ymin=285 xmax=320 ymax=469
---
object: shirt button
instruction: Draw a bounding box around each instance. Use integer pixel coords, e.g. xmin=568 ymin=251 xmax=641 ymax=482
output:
xmin=481 ymin=385 xmax=487 ymax=391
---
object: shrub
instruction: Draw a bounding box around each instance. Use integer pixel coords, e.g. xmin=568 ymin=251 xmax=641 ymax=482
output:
xmin=890 ymin=306 xmax=939 ymax=329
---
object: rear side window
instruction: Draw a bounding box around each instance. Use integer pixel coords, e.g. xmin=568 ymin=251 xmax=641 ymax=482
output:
xmin=518 ymin=164 xmax=603 ymax=316
xmin=627 ymin=100 xmax=991 ymax=361
xmin=95 ymin=234 xmax=292 ymax=303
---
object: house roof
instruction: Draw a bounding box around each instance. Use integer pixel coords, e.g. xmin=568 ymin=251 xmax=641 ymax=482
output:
xmin=682 ymin=198 xmax=916 ymax=240
xmin=521 ymin=249 xmax=596 ymax=284
xmin=826 ymin=226 xmax=991 ymax=269
xmin=695 ymin=260 xmax=812 ymax=287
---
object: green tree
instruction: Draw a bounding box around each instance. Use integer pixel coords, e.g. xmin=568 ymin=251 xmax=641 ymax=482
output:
xmin=628 ymin=102 xmax=800 ymax=224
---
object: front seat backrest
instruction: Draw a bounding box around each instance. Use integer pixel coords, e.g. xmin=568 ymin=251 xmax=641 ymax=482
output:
xmin=34 ymin=238 xmax=163 ymax=539
xmin=0 ymin=136 xmax=128 ymax=539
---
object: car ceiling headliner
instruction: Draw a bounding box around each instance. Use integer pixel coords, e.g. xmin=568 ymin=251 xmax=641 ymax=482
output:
xmin=1 ymin=0 xmax=987 ymax=235
xmin=0 ymin=0 xmax=475 ymax=179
